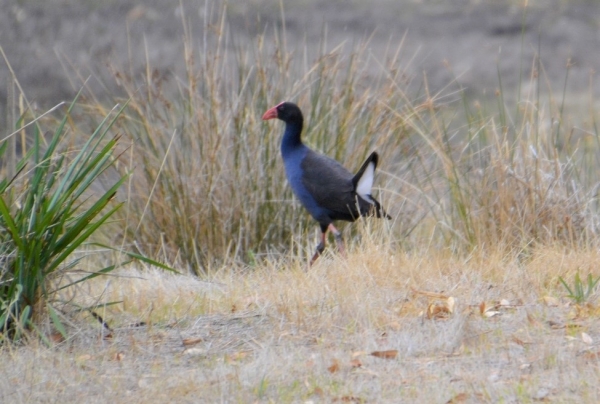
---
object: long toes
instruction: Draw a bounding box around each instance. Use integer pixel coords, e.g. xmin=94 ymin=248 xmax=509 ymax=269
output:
xmin=310 ymin=241 xmax=325 ymax=266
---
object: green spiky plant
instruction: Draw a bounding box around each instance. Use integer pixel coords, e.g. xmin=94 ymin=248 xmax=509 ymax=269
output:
xmin=0 ymin=94 xmax=171 ymax=342
xmin=558 ymin=272 xmax=600 ymax=305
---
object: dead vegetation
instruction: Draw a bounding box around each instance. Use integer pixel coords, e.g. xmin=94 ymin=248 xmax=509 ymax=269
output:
xmin=3 ymin=244 xmax=600 ymax=403
xmin=3 ymin=1 xmax=600 ymax=402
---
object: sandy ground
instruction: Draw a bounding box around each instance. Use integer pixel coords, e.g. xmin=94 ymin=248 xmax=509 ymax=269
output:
xmin=2 ymin=246 xmax=600 ymax=403
xmin=0 ymin=0 xmax=599 ymax=123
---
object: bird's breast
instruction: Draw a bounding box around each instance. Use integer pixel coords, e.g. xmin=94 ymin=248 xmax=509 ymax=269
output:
xmin=283 ymin=150 xmax=329 ymax=221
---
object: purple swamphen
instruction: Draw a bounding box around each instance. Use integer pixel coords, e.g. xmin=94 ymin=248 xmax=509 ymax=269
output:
xmin=262 ymin=101 xmax=390 ymax=265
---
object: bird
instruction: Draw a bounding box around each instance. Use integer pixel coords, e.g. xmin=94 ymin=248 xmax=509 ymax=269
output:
xmin=262 ymin=101 xmax=390 ymax=265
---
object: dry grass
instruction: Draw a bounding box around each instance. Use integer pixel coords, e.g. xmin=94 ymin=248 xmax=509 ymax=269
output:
xmin=3 ymin=239 xmax=600 ymax=403
xmin=4 ymin=2 xmax=600 ymax=402
xmin=104 ymin=15 xmax=416 ymax=274
xmin=10 ymin=3 xmax=594 ymax=276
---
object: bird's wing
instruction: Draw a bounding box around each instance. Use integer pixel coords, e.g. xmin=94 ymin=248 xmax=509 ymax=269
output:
xmin=300 ymin=150 xmax=357 ymax=214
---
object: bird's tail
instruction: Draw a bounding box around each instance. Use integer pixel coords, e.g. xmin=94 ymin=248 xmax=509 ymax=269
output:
xmin=353 ymin=152 xmax=391 ymax=220
xmin=365 ymin=196 xmax=391 ymax=220
xmin=352 ymin=152 xmax=378 ymax=198
xmin=354 ymin=194 xmax=391 ymax=220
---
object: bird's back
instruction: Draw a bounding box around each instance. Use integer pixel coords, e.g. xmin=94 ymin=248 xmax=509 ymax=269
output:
xmin=300 ymin=150 xmax=366 ymax=222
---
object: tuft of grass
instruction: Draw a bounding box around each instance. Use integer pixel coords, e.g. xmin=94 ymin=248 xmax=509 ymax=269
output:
xmin=400 ymin=54 xmax=599 ymax=256
xmin=558 ymin=272 xmax=600 ymax=305
xmin=99 ymin=9 xmax=413 ymax=274
xmin=49 ymin=4 xmax=600 ymax=272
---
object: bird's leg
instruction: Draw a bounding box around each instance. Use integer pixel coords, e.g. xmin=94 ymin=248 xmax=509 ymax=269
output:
xmin=328 ymin=223 xmax=346 ymax=258
xmin=309 ymin=229 xmax=327 ymax=266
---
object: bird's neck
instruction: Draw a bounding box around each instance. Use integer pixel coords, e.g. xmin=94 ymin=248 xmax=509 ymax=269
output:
xmin=280 ymin=121 xmax=304 ymax=158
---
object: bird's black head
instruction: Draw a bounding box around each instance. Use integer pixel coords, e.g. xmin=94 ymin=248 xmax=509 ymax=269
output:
xmin=262 ymin=102 xmax=303 ymax=124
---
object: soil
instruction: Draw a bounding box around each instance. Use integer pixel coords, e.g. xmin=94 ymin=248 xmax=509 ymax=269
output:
xmin=0 ymin=0 xmax=599 ymax=126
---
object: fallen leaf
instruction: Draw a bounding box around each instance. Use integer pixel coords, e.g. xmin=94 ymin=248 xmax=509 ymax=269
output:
xmin=484 ymin=310 xmax=501 ymax=318
xmin=334 ymin=395 xmax=362 ymax=403
xmin=76 ymin=354 xmax=92 ymax=362
xmin=511 ymin=336 xmax=526 ymax=346
xmin=150 ymin=332 xmax=166 ymax=342
xmin=352 ymin=351 xmax=367 ymax=358
xmin=113 ymin=352 xmax=125 ymax=361
xmin=183 ymin=348 xmax=205 ymax=356
xmin=519 ymin=363 xmax=532 ymax=370
xmin=479 ymin=301 xmax=486 ymax=315
xmin=447 ymin=296 xmax=455 ymax=313
xmin=581 ymin=350 xmax=600 ymax=360
xmin=312 ymin=386 xmax=324 ymax=397
xmin=527 ymin=312 xmax=541 ymax=326
xmin=370 ymin=350 xmax=398 ymax=360
xmin=446 ymin=392 xmax=469 ymax=403
xmin=500 ymin=299 xmax=510 ymax=306
xmin=448 ymin=344 xmax=464 ymax=356
xmin=411 ymin=287 xmax=449 ymax=299
xmin=547 ymin=320 xmax=564 ymax=329
xmin=357 ymin=368 xmax=379 ymax=377
xmin=49 ymin=332 xmax=64 ymax=344
xmin=574 ymin=304 xmax=592 ymax=319
xmin=427 ymin=303 xmax=451 ymax=319
xmin=543 ymin=296 xmax=559 ymax=307
xmin=182 ymin=337 xmax=203 ymax=346
xmin=582 ymin=332 xmax=593 ymax=345
xmin=226 ymin=351 xmax=249 ymax=362
xmin=327 ymin=359 xmax=340 ymax=373
xmin=388 ymin=321 xmax=402 ymax=330
xmin=350 ymin=359 xmax=362 ymax=368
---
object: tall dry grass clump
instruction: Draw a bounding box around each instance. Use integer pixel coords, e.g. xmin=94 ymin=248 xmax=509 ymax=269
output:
xmin=401 ymin=66 xmax=600 ymax=255
xmin=52 ymin=5 xmax=600 ymax=273
xmin=104 ymin=12 xmax=413 ymax=274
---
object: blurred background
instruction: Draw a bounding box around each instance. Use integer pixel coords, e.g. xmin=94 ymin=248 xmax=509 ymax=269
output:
xmin=1 ymin=0 xmax=599 ymax=124
xmin=1 ymin=0 xmax=599 ymax=273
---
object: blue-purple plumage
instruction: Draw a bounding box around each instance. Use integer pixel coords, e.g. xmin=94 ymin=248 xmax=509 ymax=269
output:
xmin=262 ymin=101 xmax=390 ymax=264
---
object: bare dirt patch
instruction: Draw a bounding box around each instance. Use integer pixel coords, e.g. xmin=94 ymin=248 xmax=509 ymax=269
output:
xmin=1 ymin=0 xmax=599 ymax=121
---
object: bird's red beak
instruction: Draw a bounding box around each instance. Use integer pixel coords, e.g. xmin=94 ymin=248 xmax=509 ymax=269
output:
xmin=262 ymin=105 xmax=279 ymax=120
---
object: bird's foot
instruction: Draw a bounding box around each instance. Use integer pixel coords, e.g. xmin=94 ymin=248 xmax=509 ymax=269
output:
xmin=328 ymin=224 xmax=346 ymax=258
xmin=309 ymin=240 xmax=326 ymax=266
